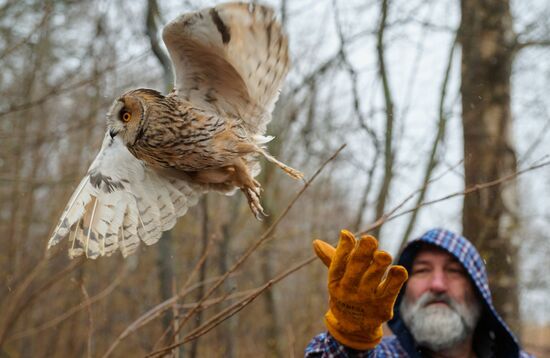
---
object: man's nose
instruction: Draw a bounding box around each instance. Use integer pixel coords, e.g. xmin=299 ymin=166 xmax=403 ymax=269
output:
xmin=429 ymin=271 xmax=448 ymax=293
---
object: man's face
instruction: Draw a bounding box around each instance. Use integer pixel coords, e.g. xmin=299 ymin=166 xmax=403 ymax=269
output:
xmin=405 ymin=246 xmax=476 ymax=306
xmin=399 ymin=245 xmax=482 ymax=351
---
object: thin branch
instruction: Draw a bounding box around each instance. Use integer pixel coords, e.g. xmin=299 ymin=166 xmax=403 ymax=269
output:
xmin=180 ymin=256 xmax=315 ymax=345
xmin=150 ymin=145 xmax=346 ymax=356
xmin=0 ymin=4 xmax=52 ymax=61
xmin=372 ymin=0 xmax=395 ymax=239
xmin=146 ymin=0 xmax=174 ymax=89
xmin=399 ymin=32 xmax=458 ymax=250
xmin=146 ymin=255 xmax=317 ymax=357
xmin=516 ymin=39 xmax=550 ymax=51
xmin=359 ymin=159 xmax=462 ymax=237
xmin=188 ymin=197 xmax=208 ymax=358
xmin=397 ymin=5 xmax=435 ymax=127
xmin=359 ymin=157 xmax=550 ymax=236
xmin=7 ymin=265 xmax=125 ymax=342
xmin=0 ymin=257 xmax=84 ymax=346
xmin=332 ymin=0 xmax=378 ymax=145
xmin=174 ymin=288 xmax=256 ymax=311
xmin=331 ymin=0 xmax=380 ymax=232
xmin=286 ymin=23 xmax=391 ymax=99
xmin=170 ymin=145 xmax=345 ymax=337
xmin=101 ymin=239 xmax=216 ymax=358
xmin=0 ymin=52 xmax=148 ymax=119
xmin=79 ymin=281 xmax=94 ymax=358
xmin=287 ymin=55 xmax=341 ymax=98
xmin=517 ymin=103 xmax=550 ymax=165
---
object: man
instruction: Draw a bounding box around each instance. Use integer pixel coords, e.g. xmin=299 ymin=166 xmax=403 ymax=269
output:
xmin=305 ymin=228 xmax=533 ymax=357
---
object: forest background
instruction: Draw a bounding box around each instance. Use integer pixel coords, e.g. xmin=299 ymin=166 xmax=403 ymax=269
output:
xmin=1 ymin=0 xmax=550 ymax=356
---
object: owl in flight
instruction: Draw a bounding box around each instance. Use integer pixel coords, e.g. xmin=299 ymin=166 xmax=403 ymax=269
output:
xmin=48 ymin=2 xmax=302 ymax=259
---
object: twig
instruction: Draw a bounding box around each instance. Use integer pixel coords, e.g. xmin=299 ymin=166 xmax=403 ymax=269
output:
xmin=0 ymin=4 xmax=52 ymax=61
xmin=181 ymin=256 xmax=315 ymax=345
xmin=517 ymin=103 xmax=550 ymax=165
xmin=0 ymin=257 xmax=84 ymax=346
xmin=149 ymin=233 xmax=215 ymax=351
xmin=331 ymin=0 xmax=380 ymax=232
xmin=372 ymin=0 xmax=396 ymax=239
xmin=359 ymin=157 xmax=550 ymax=236
xmin=146 ymin=255 xmax=317 ymax=357
xmin=102 ymin=241 xmax=215 ymax=358
xmin=360 ymin=159 xmax=463 ymax=239
xmin=149 ymin=144 xmax=346 ymax=356
xmin=79 ymin=281 xmax=94 ymax=358
xmin=174 ymin=288 xmax=256 ymax=310
xmin=286 ymin=324 xmax=296 ymax=358
xmin=7 ymin=265 xmax=125 ymax=341
xmin=516 ymin=39 xmax=550 ymax=51
xmin=189 ymin=197 xmax=210 ymax=357
xmin=0 ymin=52 xmax=147 ymax=118
xmin=400 ymin=31 xmax=459 ymax=249
xmin=171 ymin=145 xmax=343 ymax=335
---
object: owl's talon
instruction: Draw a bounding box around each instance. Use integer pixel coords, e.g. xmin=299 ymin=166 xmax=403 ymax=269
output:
xmin=242 ymin=187 xmax=266 ymax=220
xmin=252 ymin=186 xmax=261 ymax=199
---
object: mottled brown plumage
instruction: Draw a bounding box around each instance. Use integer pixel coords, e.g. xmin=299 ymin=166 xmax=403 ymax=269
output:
xmin=48 ymin=2 xmax=302 ymax=259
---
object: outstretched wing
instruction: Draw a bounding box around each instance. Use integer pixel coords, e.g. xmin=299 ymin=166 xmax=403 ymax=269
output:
xmin=48 ymin=133 xmax=202 ymax=259
xmin=162 ymin=2 xmax=290 ymax=134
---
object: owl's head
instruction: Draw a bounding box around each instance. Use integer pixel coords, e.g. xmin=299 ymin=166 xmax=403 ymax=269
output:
xmin=106 ymin=89 xmax=164 ymax=146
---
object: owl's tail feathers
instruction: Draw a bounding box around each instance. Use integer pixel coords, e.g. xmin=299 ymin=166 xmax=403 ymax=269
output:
xmin=258 ymin=148 xmax=305 ymax=182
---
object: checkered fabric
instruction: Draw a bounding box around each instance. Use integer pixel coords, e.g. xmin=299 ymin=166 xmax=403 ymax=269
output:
xmin=305 ymin=333 xmax=405 ymax=357
xmin=304 ymin=228 xmax=535 ymax=358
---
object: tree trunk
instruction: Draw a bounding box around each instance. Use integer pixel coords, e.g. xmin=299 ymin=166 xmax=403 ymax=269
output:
xmin=190 ymin=197 xmax=209 ymax=358
xmin=258 ymin=164 xmax=282 ymax=358
xmin=372 ymin=0 xmax=395 ymax=239
xmin=219 ymin=201 xmax=239 ymax=358
xmin=459 ymin=0 xmax=520 ymax=334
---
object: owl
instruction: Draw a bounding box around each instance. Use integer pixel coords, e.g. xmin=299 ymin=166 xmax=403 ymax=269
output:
xmin=47 ymin=2 xmax=302 ymax=259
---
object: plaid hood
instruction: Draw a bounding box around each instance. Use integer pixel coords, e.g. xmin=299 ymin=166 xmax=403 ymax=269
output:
xmin=388 ymin=228 xmax=521 ymax=357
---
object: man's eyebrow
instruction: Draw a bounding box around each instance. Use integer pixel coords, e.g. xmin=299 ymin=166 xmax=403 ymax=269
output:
xmin=412 ymin=259 xmax=432 ymax=266
xmin=446 ymin=261 xmax=465 ymax=269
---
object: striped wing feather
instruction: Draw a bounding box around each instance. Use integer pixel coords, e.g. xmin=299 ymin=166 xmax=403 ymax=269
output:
xmin=48 ymin=133 xmax=202 ymax=259
xmin=162 ymin=2 xmax=290 ymax=134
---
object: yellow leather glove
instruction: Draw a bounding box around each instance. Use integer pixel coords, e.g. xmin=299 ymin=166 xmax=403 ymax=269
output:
xmin=313 ymin=229 xmax=408 ymax=350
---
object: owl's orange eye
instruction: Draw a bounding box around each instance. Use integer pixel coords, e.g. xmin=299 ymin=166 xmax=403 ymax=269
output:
xmin=121 ymin=112 xmax=131 ymax=122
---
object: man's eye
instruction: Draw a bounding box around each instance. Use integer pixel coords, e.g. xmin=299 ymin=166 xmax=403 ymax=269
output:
xmin=412 ymin=268 xmax=429 ymax=275
xmin=447 ymin=267 xmax=465 ymax=275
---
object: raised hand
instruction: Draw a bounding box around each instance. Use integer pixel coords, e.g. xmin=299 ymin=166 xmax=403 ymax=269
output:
xmin=313 ymin=229 xmax=408 ymax=350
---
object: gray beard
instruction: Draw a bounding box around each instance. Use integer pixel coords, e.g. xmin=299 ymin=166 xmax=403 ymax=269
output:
xmin=400 ymin=292 xmax=482 ymax=352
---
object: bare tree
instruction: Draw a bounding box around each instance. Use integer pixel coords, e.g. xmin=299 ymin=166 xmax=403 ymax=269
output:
xmin=372 ymin=0 xmax=396 ymax=239
xmin=460 ymin=0 xmax=520 ymax=333
xmin=2 ymin=1 xmax=550 ymax=356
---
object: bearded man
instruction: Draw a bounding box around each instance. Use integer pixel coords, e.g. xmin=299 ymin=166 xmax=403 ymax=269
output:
xmin=305 ymin=228 xmax=533 ymax=357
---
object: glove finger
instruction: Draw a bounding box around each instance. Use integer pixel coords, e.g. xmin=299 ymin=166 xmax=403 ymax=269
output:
xmin=328 ymin=230 xmax=356 ymax=284
xmin=312 ymin=239 xmax=335 ymax=268
xmin=376 ymin=265 xmax=408 ymax=298
xmin=340 ymin=235 xmax=377 ymax=289
xmin=358 ymin=250 xmax=392 ymax=295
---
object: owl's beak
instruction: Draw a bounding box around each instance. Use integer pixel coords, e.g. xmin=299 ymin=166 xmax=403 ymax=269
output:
xmin=109 ymin=129 xmax=119 ymax=139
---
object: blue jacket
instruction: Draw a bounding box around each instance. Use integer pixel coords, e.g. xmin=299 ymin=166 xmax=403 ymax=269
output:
xmin=305 ymin=228 xmax=534 ymax=357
